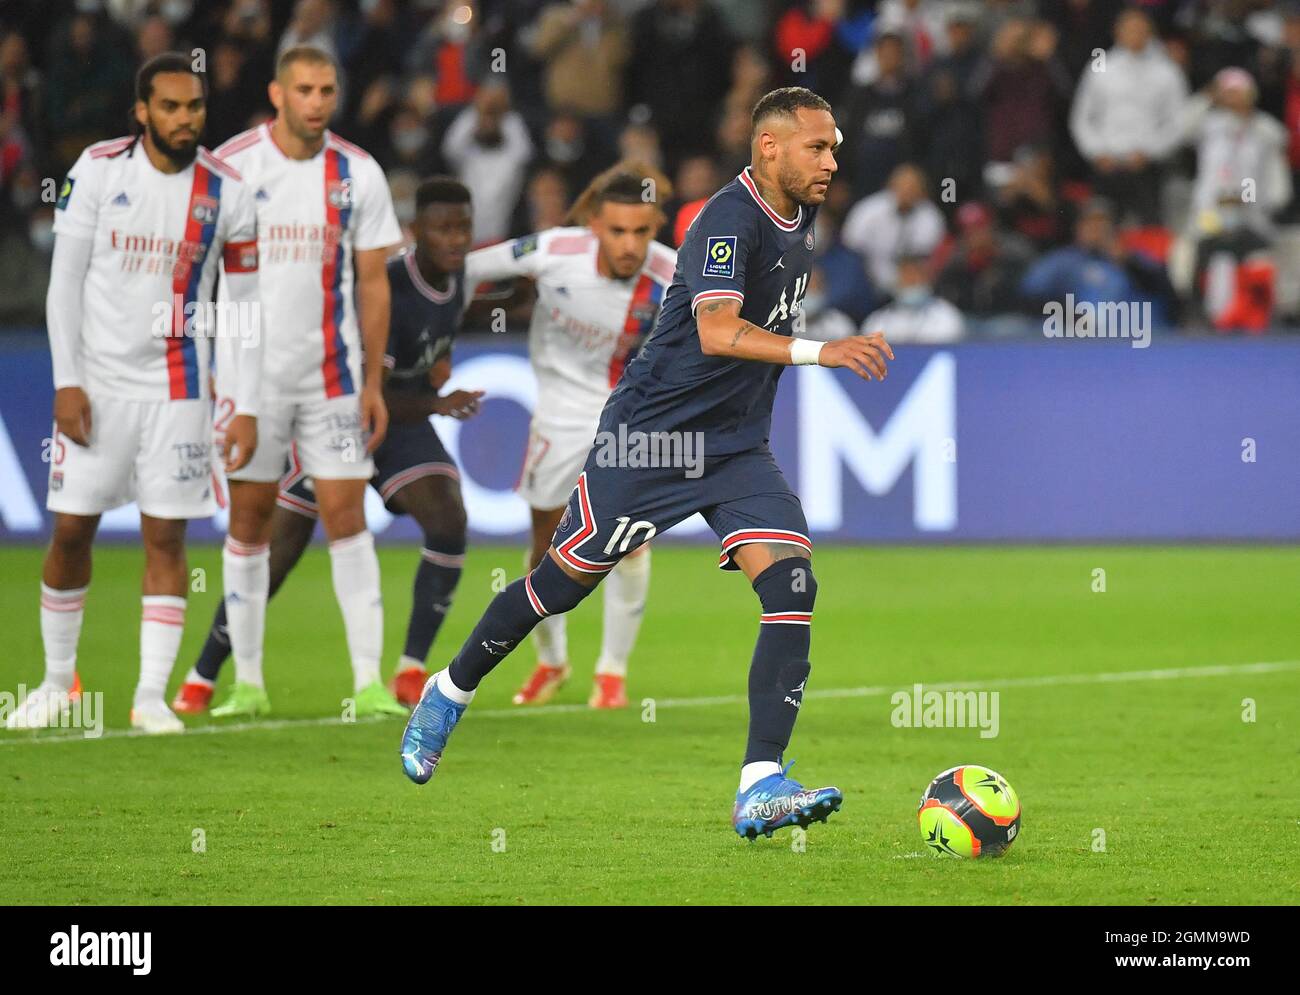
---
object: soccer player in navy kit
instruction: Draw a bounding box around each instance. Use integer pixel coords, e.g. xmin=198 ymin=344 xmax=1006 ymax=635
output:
xmin=401 ymin=88 xmax=894 ymax=840
xmin=175 ymin=178 xmax=484 ymax=714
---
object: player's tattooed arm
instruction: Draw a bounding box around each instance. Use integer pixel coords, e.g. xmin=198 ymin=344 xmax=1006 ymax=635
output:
xmin=695 ymin=297 xmax=796 ymax=364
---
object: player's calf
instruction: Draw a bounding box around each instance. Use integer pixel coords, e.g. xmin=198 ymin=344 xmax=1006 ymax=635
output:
xmin=446 ymin=551 xmax=597 ymax=693
xmin=741 ymin=557 xmax=817 ymax=789
xmin=399 ymin=552 xmax=599 ymax=783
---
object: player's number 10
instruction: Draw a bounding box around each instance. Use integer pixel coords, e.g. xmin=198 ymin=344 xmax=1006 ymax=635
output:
xmin=603 ymin=517 xmax=657 ymax=555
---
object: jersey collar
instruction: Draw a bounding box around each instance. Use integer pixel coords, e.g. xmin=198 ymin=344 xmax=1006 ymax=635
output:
xmin=264 ymin=121 xmax=329 ymax=161
xmin=406 ymin=250 xmax=457 ymax=303
xmin=739 ymin=167 xmax=801 ymax=232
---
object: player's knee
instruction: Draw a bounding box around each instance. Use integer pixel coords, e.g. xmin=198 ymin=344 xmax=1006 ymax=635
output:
xmin=319 ymin=504 xmax=366 ymax=542
xmin=423 ymin=494 xmax=466 ymax=546
xmin=525 ymin=552 xmax=597 ymax=618
xmin=751 ymin=557 xmax=817 ymax=615
xmin=142 ymin=529 xmax=186 ymax=565
xmin=50 ymin=517 xmax=96 ymax=557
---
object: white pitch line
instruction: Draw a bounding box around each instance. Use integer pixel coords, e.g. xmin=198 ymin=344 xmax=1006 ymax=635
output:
xmin=1 ymin=659 xmax=1296 ymax=748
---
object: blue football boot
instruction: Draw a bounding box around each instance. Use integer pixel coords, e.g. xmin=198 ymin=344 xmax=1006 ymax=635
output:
xmin=400 ymin=674 xmax=467 ymax=784
xmin=732 ymin=762 xmax=843 ymax=840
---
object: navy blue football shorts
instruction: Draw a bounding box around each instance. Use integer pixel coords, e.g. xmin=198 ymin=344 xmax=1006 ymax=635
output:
xmin=550 ymin=444 xmax=811 ymax=573
xmin=276 ymin=421 xmax=460 ymax=518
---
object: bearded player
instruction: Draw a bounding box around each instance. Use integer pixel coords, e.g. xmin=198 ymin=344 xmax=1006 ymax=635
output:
xmin=400 ymin=88 xmax=894 ymax=840
xmin=173 ymin=177 xmax=484 ymax=713
xmin=207 ymin=46 xmax=404 ymax=718
xmin=6 ymin=54 xmax=261 ymax=734
xmin=464 ymin=161 xmax=677 ymax=709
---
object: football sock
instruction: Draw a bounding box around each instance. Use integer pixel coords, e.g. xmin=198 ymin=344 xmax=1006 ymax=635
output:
xmin=435 ymin=667 xmax=474 ymax=705
xmin=403 ymin=540 xmax=464 ymax=664
xmin=329 ymin=530 xmax=383 ymax=692
xmin=137 ymin=595 xmax=186 ymax=707
xmin=194 ymin=530 xmax=306 ymax=684
xmin=596 ymin=549 xmax=650 ymax=678
xmin=448 ymin=554 xmax=595 ymax=692
xmin=39 ymin=583 xmax=86 ymax=692
xmin=531 ymin=613 xmax=568 ymax=667
xmin=743 ymin=559 xmax=817 ymax=768
xmin=739 ymin=761 xmax=783 ymax=792
xmin=529 ymin=545 xmax=567 ymax=666
xmin=191 ymin=602 xmax=230 ymax=684
xmin=223 ymin=537 xmax=269 ymax=689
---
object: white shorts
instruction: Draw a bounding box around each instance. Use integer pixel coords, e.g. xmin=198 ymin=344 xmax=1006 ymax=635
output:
xmin=516 ymin=419 xmax=596 ymax=510
xmin=217 ymin=393 xmax=374 ymax=483
xmin=46 ymin=395 xmax=215 ymax=519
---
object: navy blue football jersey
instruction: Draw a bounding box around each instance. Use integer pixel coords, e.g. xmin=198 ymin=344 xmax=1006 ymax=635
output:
xmin=601 ymin=167 xmax=818 ymax=455
xmin=384 ymin=250 xmax=465 ymax=396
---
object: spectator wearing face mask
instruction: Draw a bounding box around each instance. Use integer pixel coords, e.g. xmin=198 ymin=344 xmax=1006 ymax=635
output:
xmin=860 ymin=253 xmax=964 ymax=344
xmin=541 ymin=110 xmax=607 ymax=195
xmin=385 ymin=104 xmax=437 ymax=177
xmin=442 ymin=81 xmax=535 ymax=244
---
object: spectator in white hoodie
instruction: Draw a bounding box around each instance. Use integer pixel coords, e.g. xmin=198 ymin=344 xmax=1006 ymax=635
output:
xmin=1185 ymin=66 xmax=1293 ymax=243
xmin=1069 ymin=8 xmax=1188 ymax=224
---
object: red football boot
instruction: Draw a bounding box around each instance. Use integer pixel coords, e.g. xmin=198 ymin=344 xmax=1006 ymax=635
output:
xmin=512 ymin=663 xmax=570 ymax=705
xmin=588 ymin=674 xmax=628 ymax=709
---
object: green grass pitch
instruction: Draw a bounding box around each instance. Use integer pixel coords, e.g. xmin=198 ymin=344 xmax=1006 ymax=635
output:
xmin=1 ymin=543 xmax=1296 ymax=905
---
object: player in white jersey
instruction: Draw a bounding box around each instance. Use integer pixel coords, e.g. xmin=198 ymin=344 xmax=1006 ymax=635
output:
xmin=206 ymin=46 xmax=405 ymax=720
xmin=5 ymin=55 xmax=262 ymax=735
xmin=465 ymin=161 xmax=677 ymax=709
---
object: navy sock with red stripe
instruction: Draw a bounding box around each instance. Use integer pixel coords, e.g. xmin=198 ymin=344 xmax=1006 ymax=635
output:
xmin=403 ymin=539 xmax=465 ymax=663
xmin=744 ymin=558 xmax=817 ymax=766
xmin=447 ymin=554 xmax=595 ymax=691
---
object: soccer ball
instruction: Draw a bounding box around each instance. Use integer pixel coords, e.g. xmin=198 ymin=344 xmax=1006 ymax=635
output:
xmin=918 ymin=765 xmax=1021 ymax=858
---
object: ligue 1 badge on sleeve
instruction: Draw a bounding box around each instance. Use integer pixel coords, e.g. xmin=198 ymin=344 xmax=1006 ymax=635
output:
xmin=703 ymin=235 xmax=736 ymax=278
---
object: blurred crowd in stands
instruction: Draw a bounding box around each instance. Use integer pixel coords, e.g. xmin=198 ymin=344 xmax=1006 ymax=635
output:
xmin=3 ymin=0 xmax=1300 ymax=338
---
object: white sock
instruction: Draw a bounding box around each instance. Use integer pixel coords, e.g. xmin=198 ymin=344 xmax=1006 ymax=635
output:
xmin=329 ymin=530 xmax=383 ymax=692
xmin=525 ymin=546 xmax=568 ymax=667
xmin=224 ymin=536 xmax=269 ymax=689
xmin=596 ymin=550 xmax=650 ymax=678
xmin=138 ymin=595 xmax=186 ymax=707
xmin=39 ymin=583 xmax=87 ymax=692
xmin=183 ymin=670 xmax=214 ymax=688
xmin=397 ymin=654 xmax=424 ymax=673
xmin=531 ymin=614 xmax=567 ymax=667
xmin=739 ymin=761 xmax=782 ymax=792
xmin=435 ymin=667 xmax=475 ymax=705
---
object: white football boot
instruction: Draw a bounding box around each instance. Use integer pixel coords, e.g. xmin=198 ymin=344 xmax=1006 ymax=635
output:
xmin=130 ymin=699 xmax=185 ymax=735
xmin=5 ymin=683 xmax=75 ymax=729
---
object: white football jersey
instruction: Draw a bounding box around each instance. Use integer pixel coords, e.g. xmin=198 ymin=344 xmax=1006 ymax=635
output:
xmin=51 ymin=135 xmax=257 ymax=400
xmin=466 ymin=227 xmax=677 ymax=429
xmin=214 ymin=124 xmax=402 ymax=401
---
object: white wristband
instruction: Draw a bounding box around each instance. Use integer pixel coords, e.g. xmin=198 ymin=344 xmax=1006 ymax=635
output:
xmin=789 ymin=338 xmax=824 ymax=366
